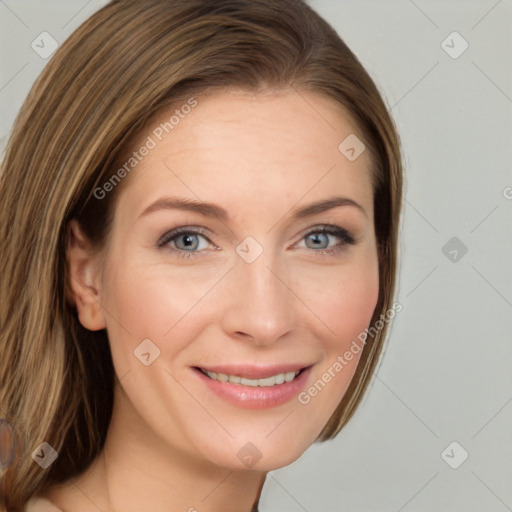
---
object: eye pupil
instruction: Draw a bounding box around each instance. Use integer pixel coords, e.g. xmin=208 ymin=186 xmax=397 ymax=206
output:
xmin=177 ymin=234 xmax=198 ymax=250
xmin=306 ymin=232 xmax=329 ymax=249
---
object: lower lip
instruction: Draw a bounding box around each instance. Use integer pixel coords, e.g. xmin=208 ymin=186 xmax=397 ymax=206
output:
xmin=194 ymin=367 xmax=311 ymax=409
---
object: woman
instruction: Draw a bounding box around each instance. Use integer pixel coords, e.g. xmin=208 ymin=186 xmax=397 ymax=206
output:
xmin=0 ymin=0 xmax=403 ymax=510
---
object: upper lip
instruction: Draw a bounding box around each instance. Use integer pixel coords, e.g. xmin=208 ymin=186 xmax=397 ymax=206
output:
xmin=195 ymin=364 xmax=311 ymax=379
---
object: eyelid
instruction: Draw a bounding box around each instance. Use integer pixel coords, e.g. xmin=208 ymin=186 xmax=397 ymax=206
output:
xmin=157 ymin=223 xmax=356 ymax=258
xmin=291 ymin=224 xmax=356 ymax=257
xmin=297 ymin=224 xmax=355 ymax=245
xmin=156 ymin=226 xmax=216 ymax=250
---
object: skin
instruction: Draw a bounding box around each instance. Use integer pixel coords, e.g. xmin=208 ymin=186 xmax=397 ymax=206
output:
xmin=49 ymin=88 xmax=379 ymax=512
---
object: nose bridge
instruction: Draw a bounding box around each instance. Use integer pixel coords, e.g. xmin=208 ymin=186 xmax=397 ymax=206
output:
xmin=222 ymin=245 xmax=295 ymax=345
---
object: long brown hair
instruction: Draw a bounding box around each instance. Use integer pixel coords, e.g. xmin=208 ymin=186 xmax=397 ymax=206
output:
xmin=0 ymin=0 xmax=403 ymax=508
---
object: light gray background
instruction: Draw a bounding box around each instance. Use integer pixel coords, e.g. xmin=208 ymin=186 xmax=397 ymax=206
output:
xmin=1 ymin=1 xmax=511 ymax=511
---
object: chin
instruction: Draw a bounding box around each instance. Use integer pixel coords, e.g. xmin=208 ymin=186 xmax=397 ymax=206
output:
xmin=199 ymin=430 xmax=317 ymax=473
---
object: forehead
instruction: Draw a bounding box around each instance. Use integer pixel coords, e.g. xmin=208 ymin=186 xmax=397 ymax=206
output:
xmin=114 ymin=88 xmax=374 ymax=222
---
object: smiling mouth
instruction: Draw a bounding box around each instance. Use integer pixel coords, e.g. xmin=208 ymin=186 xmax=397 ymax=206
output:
xmin=198 ymin=368 xmax=304 ymax=387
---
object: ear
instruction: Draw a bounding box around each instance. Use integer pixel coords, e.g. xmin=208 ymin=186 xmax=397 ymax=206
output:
xmin=66 ymin=219 xmax=106 ymax=331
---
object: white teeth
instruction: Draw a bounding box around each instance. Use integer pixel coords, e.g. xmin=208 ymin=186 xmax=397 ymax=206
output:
xmin=240 ymin=377 xmax=257 ymax=387
xmin=284 ymin=371 xmax=297 ymax=382
xmin=203 ymin=369 xmax=300 ymax=387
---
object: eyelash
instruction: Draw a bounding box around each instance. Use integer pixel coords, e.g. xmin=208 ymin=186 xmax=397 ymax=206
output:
xmin=156 ymin=225 xmax=356 ymax=259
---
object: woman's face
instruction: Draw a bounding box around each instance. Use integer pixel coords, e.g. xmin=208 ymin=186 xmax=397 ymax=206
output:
xmin=82 ymin=89 xmax=379 ymax=471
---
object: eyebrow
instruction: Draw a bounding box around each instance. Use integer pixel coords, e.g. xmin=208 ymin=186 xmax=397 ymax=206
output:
xmin=138 ymin=196 xmax=367 ymax=222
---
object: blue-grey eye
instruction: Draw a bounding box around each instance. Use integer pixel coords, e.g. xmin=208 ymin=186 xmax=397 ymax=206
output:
xmin=305 ymin=232 xmax=330 ymax=249
xmin=173 ymin=233 xmax=204 ymax=251
xmin=157 ymin=227 xmax=214 ymax=258
xmin=300 ymin=226 xmax=355 ymax=253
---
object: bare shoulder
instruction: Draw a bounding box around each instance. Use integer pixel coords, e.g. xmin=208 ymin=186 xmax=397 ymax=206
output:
xmin=24 ymin=497 xmax=64 ymax=512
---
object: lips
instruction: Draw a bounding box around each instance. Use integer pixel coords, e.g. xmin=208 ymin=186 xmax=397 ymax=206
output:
xmin=193 ymin=364 xmax=312 ymax=409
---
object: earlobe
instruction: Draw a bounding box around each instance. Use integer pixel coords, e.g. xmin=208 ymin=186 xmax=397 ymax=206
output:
xmin=66 ymin=219 xmax=106 ymax=331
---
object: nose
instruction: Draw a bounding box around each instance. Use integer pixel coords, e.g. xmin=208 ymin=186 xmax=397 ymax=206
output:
xmin=220 ymin=250 xmax=296 ymax=347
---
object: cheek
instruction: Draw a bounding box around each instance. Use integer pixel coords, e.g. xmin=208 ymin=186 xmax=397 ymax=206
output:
xmin=324 ymin=263 xmax=379 ymax=341
xmin=293 ymin=257 xmax=379 ymax=428
xmin=101 ymin=252 xmax=212 ymax=336
xmin=290 ymin=252 xmax=380 ymax=347
xmin=98 ymin=247 xmax=229 ymax=383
